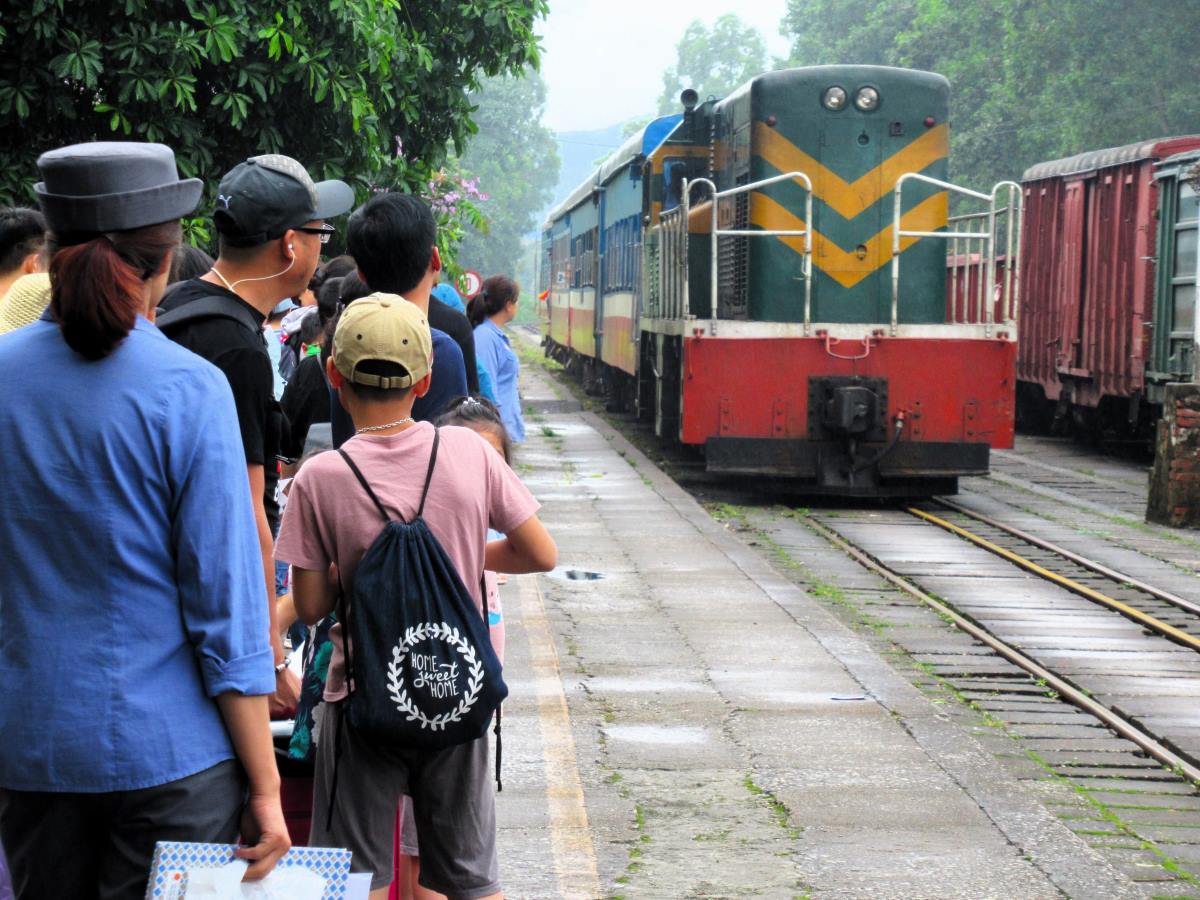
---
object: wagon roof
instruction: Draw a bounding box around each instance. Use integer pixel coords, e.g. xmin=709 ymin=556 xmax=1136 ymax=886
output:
xmin=1158 ymin=147 xmax=1200 ymax=171
xmin=544 ymin=114 xmax=683 ymax=226
xmin=1023 ymin=136 xmax=1200 ymax=182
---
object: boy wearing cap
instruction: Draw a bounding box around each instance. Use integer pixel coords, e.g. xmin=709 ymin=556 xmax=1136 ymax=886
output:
xmin=276 ymin=294 xmax=556 ymax=899
xmin=159 ymin=155 xmax=354 ymax=716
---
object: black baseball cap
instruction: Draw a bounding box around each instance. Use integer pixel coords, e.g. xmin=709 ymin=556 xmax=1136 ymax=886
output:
xmin=213 ymin=154 xmax=354 ymax=247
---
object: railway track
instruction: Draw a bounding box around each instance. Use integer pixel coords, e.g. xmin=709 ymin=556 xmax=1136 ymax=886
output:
xmin=807 ymin=506 xmax=1200 ymax=785
xmin=921 ymin=499 xmax=1200 ymax=644
xmin=986 ymin=444 xmax=1150 ymax=519
xmin=803 ymin=503 xmax=1200 ymax=782
xmin=741 ymin=501 xmax=1200 ymax=889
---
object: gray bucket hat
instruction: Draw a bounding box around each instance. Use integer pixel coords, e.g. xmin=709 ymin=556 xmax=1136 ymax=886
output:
xmin=34 ymin=142 xmax=202 ymax=235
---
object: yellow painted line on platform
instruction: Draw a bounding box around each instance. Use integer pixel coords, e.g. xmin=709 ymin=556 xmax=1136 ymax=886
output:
xmin=517 ymin=575 xmax=602 ymax=899
xmin=908 ymin=507 xmax=1200 ymax=653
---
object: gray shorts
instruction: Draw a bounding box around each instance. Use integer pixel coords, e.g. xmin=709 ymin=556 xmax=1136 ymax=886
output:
xmin=308 ymin=702 xmax=499 ymax=898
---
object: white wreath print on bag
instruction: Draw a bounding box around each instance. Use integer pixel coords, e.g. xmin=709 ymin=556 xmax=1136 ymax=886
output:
xmin=387 ymin=622 xmax=484 ymax=731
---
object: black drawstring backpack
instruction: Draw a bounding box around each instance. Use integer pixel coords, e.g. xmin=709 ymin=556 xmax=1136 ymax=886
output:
xmin=327 ymin=429 xmax=507 ymax=826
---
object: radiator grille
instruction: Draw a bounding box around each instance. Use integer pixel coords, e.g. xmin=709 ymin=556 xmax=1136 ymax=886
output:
xmin=717 ymin=173 xmax=750 ymax=318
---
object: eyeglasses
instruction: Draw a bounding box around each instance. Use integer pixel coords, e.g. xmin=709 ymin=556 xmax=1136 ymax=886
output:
xmin=296 ymin=224 xmax=335 ymax=244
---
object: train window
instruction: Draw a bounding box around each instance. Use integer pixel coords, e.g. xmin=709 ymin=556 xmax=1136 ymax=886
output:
xmin=663 ymin=160 xmax=687 ymax=211
xmin=1180 ymin=182 xmax=1199 ymax=224
xmin=1173 ymin=284 xmax=1195 ymax=334
xmin=1175 ymin=227 xmax=1197 ymax=278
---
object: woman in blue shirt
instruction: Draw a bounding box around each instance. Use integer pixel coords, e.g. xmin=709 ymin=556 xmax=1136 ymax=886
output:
xmin=0 ymin=143 xmax=289 ymax=898
xmin=469 ymin=275 xmax=526 ymax=443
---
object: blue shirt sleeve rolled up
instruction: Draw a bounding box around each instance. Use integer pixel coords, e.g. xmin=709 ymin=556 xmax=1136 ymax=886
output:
xmin=170 ymin=372 xmax=274 ymax=698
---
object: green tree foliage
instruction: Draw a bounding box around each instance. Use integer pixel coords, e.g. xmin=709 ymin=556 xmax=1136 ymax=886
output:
xmin=782 ymin=0 xmax=1200 ymax=190
xmin=657 ymin=15 xmax=767 ymax=114
xmin=455 ymin=68 xmax=560 ymax=281
xmin=0 ymin=0 xmax=547 ymax=248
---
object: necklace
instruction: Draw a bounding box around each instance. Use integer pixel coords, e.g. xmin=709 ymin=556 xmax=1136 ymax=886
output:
xmin=356 ymin=417 xmax=415 ymax=434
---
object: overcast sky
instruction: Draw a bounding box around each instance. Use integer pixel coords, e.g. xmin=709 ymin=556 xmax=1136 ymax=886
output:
xmin=538 ymin=0 xmax=792 ymax=138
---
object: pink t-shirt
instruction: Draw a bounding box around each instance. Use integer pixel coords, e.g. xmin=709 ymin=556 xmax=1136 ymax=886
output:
xmin=275 ymin=422 xmax=539 ymax=701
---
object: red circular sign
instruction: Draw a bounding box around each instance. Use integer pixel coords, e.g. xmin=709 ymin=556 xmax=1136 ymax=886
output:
xmin=457 ymin=269 xmax=483 ymax=298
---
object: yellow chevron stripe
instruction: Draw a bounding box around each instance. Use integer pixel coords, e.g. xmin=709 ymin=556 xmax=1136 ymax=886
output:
xmin=754 ymin=122 xmax=949 ymax=221
xmin=750 ymin=191 xmax=948 ymax=288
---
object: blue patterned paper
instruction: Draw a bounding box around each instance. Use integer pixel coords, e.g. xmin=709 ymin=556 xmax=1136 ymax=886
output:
xmin=145 ymin=841 xmax=351 ymax=899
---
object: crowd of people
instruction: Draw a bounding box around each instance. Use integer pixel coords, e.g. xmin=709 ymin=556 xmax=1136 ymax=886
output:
xmin=0 ymin=140 xmax=552 ymax=900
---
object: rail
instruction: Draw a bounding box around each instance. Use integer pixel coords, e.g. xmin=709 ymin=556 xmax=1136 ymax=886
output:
xmin=892 ymin=175 xmax=1022 ymax=336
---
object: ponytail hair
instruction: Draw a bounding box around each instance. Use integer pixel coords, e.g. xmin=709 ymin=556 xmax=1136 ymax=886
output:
xmin=467 ymin=274 xmax=518 ymax=327
xmin=48 ymin=220 xmax=180 ymax=360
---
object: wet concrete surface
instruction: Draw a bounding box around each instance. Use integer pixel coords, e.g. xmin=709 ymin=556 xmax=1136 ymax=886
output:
xmin=491 ymin=358 xmax=1143 ymax=898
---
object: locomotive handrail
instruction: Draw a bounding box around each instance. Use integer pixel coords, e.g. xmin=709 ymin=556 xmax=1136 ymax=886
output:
xmin=892 ymin=172 xmax=1022 ymax=336
xmin=658 ymin=200 xmax=690 ymax=320
xmin=991 ymin=181 xmax=1023 ymax=323
xmin=692 ymin=172 xmax=814 ymax=334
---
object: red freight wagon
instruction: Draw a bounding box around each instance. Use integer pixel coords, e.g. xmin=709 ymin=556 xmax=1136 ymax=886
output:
xmin=1017 ymin=136 xmax=1200 ymax=432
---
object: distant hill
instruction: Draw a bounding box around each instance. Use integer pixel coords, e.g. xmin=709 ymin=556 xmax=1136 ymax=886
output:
xmin=538 ymin=122 xmax=627 ymax=226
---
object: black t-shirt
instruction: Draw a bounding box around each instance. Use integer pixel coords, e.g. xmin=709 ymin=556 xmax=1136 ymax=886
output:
xmin=280 ymin=353 xmax=331 ymax=460
xmin=429 ymin=297 xmax=479 ymax=394
xmin=160 ymin=279 xmax=285 ymax=532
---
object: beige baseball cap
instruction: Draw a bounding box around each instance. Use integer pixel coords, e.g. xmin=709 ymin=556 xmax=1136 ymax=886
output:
xmin=332 ymin=293 xmax=432 ymax=388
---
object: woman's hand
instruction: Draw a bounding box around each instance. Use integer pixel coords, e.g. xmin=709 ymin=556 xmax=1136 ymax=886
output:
xmin=268 ymin=666 xmax=301 ymax=719
xmin=235 ymin=787 xmax=292 ymax=880
xmin=214 ymin=693 xmax=293 ymax=879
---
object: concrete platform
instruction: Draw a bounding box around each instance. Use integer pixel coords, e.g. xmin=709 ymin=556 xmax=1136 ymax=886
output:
xmin=491 ymin=362 xmax=1140 ymax=899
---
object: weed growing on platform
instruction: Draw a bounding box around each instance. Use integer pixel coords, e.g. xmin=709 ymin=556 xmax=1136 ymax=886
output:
xmin=742 ymin=773 xmax=800 ymax=840
xmin=745 ymin=517 xmax=894 ymax=635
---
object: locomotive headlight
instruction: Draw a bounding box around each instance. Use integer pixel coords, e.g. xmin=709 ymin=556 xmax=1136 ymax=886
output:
xmin=854 ymin=86 xmax=880 ymax=111
xmin=822 ymin=86 xmax=847 ymax=111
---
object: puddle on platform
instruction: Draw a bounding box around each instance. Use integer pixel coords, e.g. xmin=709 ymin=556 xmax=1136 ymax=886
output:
xmin=545 ymin=567 xmax=606 ymax=582
xmin=604 ymin=725 xmax=708 ymax=745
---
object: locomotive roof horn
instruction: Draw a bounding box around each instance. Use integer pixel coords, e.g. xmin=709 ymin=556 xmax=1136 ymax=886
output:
xmin=680 ymin=88 xmax=699 ymax=112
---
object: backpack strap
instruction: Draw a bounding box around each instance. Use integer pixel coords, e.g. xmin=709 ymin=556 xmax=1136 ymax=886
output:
xmin=156 ymin=293 xmax=264 ymax=339
xmin=416 ymin=428 xmax=441 ymax=519
xmin=337 ymin=449 xmax=391 ymax=522
xmin=481 ymin=571 xmax=503 ymax=793
xmin=494 ymin=704 xmax=503 ymax=793
xmin=338 ymin=428 xmax=441 ymax=523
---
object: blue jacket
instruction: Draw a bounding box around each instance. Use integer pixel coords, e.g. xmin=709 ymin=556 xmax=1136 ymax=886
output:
xmin=473 ymin=318 xmax=525 ymax=443
xmin=0 ymin=316 xmax=272 ymax=792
